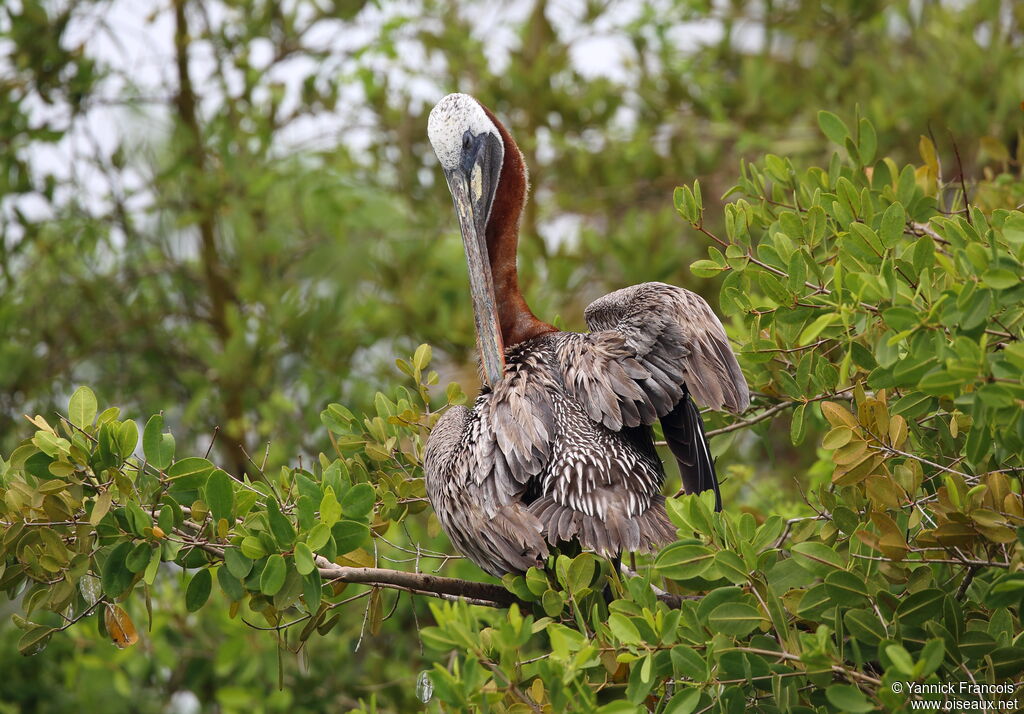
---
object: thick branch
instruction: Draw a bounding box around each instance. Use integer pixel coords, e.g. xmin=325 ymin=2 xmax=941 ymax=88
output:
xmin=314 ymin=555 xmax=524 ymax=608
xmin=178 ymin=521 xmax=523 ymax=608
xmin=172 ymin=0 xmax=247 ymax=476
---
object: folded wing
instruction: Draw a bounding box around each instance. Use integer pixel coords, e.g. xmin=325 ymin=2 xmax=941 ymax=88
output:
xmin=423 ymin=404 xmax=548 ymax=577
xmin=566 ymin=281 xmax=749 ymax=429
xmin=558 ymin=282 xmax=748 ymax=508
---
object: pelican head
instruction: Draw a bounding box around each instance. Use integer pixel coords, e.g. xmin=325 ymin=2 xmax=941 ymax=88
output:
xmin=428 ymin=93 xmax=506 ymax=387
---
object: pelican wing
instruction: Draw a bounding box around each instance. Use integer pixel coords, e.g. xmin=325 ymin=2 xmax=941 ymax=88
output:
xmin=482 ymin=339 xmax=558 ymax=482
xmin=561 ymin=281 xmax=749 ymax=432
xmin=424 ymin=404 xmax=548 ymax=577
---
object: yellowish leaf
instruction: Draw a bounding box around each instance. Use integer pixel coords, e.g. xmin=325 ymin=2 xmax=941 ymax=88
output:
xmin=820 ymin=401 xmax=858 ymax=428
xmin=104 ymin=604 xmax=139 ymax=649
xmin=888 ymin=415 xmax=908 ymax=449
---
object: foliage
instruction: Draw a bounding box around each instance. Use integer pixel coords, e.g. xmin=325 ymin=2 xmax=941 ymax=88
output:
xmin=407 ymin=116 xmax=1024 ymax=711
xmin=3 ymin=116 xmax=1024 ymax=712
xmin=3 ymin=0 xmax=1024 ymax=474
xmin=3 ymin=1 xmax=1024 ymax=711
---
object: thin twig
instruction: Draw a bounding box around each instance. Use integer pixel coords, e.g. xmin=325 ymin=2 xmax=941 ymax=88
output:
xmin=948 ymin=131 xmax=971 ymax=225
xmin=204 ymin=426 xmax=220 ymax=458
xmin=850 ymin=553 xmax=1009 ymax=568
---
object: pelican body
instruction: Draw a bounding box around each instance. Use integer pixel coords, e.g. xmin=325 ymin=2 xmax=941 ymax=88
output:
xmin=424 ymin=94 xmax=749 ymax=577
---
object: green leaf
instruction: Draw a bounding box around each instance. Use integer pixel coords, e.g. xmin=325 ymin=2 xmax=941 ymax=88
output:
xmin=303 ymin=571 xmax=322 ymax=612
xmin=818 ymin=111 xmax=850 ymax=146
xmin=342 ymin=483 xmax=375 ymax=519
xmin=608 ymin=613 xmax=642 ymax=645
xmin=319 ymin=487 xmax=342 ymax=527
xmin=885 ymin=644 xmax=916 ymax=676
xmin=789 ymin=541 xmax=846 ymax=576
xmin=670 ymin=645 xmax=707 ymax=680
xmin=306 ymin=522 xmax=332 ymax=552
xmin=665 ymin=688 xmax=701 ymax=714
xmin=332 ymin=520 xmax=369 ymax=553
xmin=989 ymin=646 xmax=1024 ymax=679
xmin=981 ymin=268 xmax=1019 ymax=290
xmin=217 ymin=565 xmax=245 ymax=601
xmin=90 ymin=490 xmax=113 ymax=526
xmin=882 ymin=306 xmax=919 ymax=332
xmin=125 ymin=501 xmax=152 ymax=536
xmin=525 ymin=567 xmax=548 ymax=597
xmin=413 ymin=344 xmax=432 ymax=371
xmin=240 ymin=536 xmax=266 ymax=560
xmin=857 ymin=118 xmax=877 ymax=165
xmin=165 ymin=457 xmax=213 ymax=489
xmin=144 ymin=547 xmax=161 ymax=585
xmin=786 ymin=250 xmax=808 ymax=291
xmin=798 ymin=312 xmax=838 ymax=346
xmin=143 ymin=414 xmax=175 ymax=470
xmin=897 ymin=588 xmax=944 ymax=626
xmin=125 ymin=542 xmax=153 ymax=573
xmin=844 ymin=608 xmax=886 ymax=645
xmin=205 ymin=469 xmax=234 ymax=522
xmin=824 ymin=570 xmax=870 ymax=606
xmin=674 ymin=186 xmax=697 ymax=222
xmin=68 ymin=386 xmax=98 ymax=429
xmin=757 ymin=271 xmax=791 ymax=305
xmin=321 ymin=404 xmax=354 ymax=433
xmin=822 ymin=426 xmax=854 ymax=450
xmin=986 ymin=575 xmax=1024 ymax=608
xmin=101 ymin=542 xmax=134 ymax=598
xmin=655 ymin=544 xmax=715 ymax=581
xmin=266 ymin=498 xmax=296 ymax=548
xmin=961 ymin=289 xmax=994 ymax=330
xmin=790 ymin=403 xmax=807 ymax=446
xmin=541 ymin=589 xmax=563 ymax=617
xmin=185 ymin=569 xmax=212 ymax=612
xmin=223 ymin=547 xmax=252 ymax=579
xmin=567 ymin=554 xmax=596 ymax=593
xmin=919 ymin=638 xmax=946 ymax=677
xmin=707 ymin=602 xmax=762 ymax=636
xmin=911 ymin=235 xmax=935 ymax=273
xmin=596 ymin=702 xmax=642 ymax=714
xmin=18 ymin=625 xmax=55 ymax=657
xmin=690 ymin=259 xmax=726 ymax=278
xmin=918 ymin=369 xmax=965 ymax=396
xmin=879 ymin=202 xmax=905 ymax=247
xmin=115 ymin=420 xmax=138 ymax=459
xmin=825 ymin=684 xmax=873 ymax=713
xmin=294 ymin=542 xmax=316 ymax=576
xmin=959 ymin=631 xmax=998 ymax=662
xmin=261 ymin=554 xmax=287 ymax=596
xmin=713 ymin=550 xmax=749 ymax=584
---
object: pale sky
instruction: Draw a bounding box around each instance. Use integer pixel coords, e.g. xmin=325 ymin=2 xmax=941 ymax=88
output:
xmin=2 ymin=0 xmax=740 ymax=244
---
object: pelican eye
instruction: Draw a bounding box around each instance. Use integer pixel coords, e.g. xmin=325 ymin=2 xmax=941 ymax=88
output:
xmin=462 ymin=131 xmax=473 ymax=152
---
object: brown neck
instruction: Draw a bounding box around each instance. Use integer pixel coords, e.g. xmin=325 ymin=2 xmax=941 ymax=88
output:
xmin=479 ymin=104 xmax=557 ymax=348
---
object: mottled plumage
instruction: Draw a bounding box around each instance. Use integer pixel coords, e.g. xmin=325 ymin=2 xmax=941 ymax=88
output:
xmin=423 ymin=94 xmax=749 ymax=576
xmin=424 ymin=284 xmax=748 ymax=575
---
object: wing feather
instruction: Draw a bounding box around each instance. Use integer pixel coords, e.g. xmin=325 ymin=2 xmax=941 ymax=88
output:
xmin=577 ymin=281 xmax=749 ymax=422
xmin=424 ymin=404 xmax=548 ymax=577
xmin=484 ymin=345 xmax=557 ymax=482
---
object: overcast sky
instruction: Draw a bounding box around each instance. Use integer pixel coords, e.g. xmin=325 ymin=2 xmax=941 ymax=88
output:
xmin=2 ymin=0 xmax=741 ymax=241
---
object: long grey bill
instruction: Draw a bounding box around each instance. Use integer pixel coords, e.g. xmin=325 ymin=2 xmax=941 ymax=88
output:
xmin=445 ymin=172 xmax=506 ymax=389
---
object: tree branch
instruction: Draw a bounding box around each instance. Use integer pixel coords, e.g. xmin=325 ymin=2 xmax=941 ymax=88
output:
xmin=172 ymin=0 xmax=248 ymax=477
xmin=175 ymin=519 xmax=524 ymax=608
xmin=314 ymin=555 xmax=525 ymax=608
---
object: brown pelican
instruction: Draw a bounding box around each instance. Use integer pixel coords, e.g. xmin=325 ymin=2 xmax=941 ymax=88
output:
xmin=423 ymin=94 xmax=749 ymax=577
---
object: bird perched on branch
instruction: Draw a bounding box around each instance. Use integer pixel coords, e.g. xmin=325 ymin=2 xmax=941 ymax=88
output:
xmin=423 ymin=94 xmax=749 ymax=578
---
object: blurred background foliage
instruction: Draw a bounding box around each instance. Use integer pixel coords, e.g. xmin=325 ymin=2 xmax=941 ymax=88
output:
xmin=1 ymin=0 xmax=1022 ymax=711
